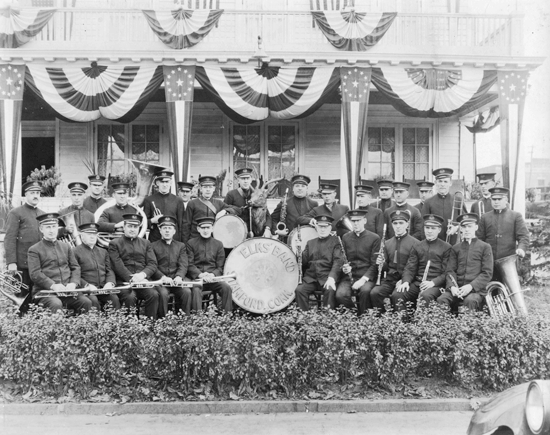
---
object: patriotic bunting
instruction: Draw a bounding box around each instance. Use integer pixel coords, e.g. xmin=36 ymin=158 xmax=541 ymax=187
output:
xmin=195 ymin=65 xmax=340 ymax=124
xmin=466 ymin=106 xmax=500 ymax=134
xmin=0 ymin=7 xmax=56 ymax=48
xmin=142 ymin=8 xmax=223 ymax=49
xmin=311 ymin=11 xmax=396 ymax=51
xmin=25 ymin=62 xmax=164 ymax=123
xmin=371 ymin=68 xmax=498 ymax=118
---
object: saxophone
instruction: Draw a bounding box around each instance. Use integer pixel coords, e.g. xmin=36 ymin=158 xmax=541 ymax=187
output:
xmin=276 ymin=188 xmax=289 ymax=233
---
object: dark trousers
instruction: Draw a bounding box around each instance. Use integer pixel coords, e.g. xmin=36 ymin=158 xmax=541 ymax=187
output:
xmin=418 ymin=286 xmax=444 ymax=308
xmin=295 ymin=281 xmax=336 ymax=311
xmin=391 ymin=282 xmax=421 ymax=312
xmin=39 ymin=294 xmax=93 ymax=314
xmin=191 ymin=282 xmax=233 ymax=312
xmin=437 ymin=290 xmax=485 ymax=312
xmin=156 ymin=285 xmax=192 ymax=316
xmin=370 ymin=274 xmax=400 ymax=314
xmin=90 ymin=293 xmax=121 ymax=311
xmin=118 ymin=287 xmax=159 ymax=319
xmin=335 ymin=278 xmax=356 ymax=310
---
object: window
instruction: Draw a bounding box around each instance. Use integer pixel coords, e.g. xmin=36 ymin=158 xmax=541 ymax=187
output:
xmin=367 ymin=127 xmax=395 ymax=179
xmin=403 ymin=127 xmax=429 ymax=180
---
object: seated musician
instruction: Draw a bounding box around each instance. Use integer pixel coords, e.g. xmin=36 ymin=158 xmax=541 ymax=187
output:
xmin=58 ymin=182 xmax=95 ymax=241
xmin=398 ymin=214 xmax=451 ymax=311
xmin=186 ymin=217 xmax=233 ymax=313
xmin=295 ymin=214 xmax=342 ymax=311
xmin=108 ymin=213 xmax=160 ymax=319
xmin=354 ymin=184 xmax=384 ymax=239
xmin=370 ymin=210 xmax=420 ymax=314
xmin=337 ymin=209 xmax=381 ymax=315
xmin=27 ymin=213 xmax=93 ymax=313
xmin=437 ymin=213 xmax=493 ymax=312
xmin=97 ymin=182 xmax=137 ymax=234
xmin=72 ymin=222 xmax=120 ymax=311
xmin=151 ymin=215 xmax=191 ymax=317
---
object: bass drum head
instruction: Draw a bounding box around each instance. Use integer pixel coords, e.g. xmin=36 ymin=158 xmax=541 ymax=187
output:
xmin=288 ymin=225 xmax=318 ymax=256
xmin=224 ymin=238 xmax=298 ymax=314
xmin=213 ymin=215 xmax=247 ymax=249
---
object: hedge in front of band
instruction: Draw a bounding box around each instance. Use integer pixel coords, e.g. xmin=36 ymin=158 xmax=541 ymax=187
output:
xmin=0 ymin=306 xmax=549 ymax=401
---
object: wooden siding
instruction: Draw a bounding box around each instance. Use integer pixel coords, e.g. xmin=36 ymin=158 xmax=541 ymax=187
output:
xmin=21 ymin=121 xmax=56 ymax=137
xmin=58 ymin=121 xmax=90 ymax=193
xmin=438 ymin=121 xmax=460 ymax=175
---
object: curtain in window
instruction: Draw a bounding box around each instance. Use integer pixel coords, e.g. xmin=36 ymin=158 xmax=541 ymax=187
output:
xmin=0 ymin=7 xmax=56 ymax=48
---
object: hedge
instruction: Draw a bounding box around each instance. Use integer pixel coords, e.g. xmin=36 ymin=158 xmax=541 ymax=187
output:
xmin=1 ymin=306 xmax=549 ymax=401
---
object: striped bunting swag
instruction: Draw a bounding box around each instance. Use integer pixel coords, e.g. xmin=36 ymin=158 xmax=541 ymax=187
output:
xmin=142 ymin=8 xmax=223 ymax=49
xmin=195 ymin=65 xmax=340 ymax=124
xmin=25 ymin=62 xmax=164 ymax=122
xmin=311 ymin=11 xmax=396 ymax=51
xmin=0 ymin=7 xmax=56 ymax=48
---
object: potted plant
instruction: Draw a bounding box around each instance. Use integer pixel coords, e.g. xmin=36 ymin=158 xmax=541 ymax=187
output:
xmin=26 ymin=166 xmax=62 ymax=197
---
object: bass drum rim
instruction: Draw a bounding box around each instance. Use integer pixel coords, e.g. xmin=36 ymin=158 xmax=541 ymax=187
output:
xmin=212 ymin=214 xmax=247 ymax=249
xmin=287 ymin=225 xmax=318 ymax=255
xmin=93 ymin=199 xmax=148 ymax=248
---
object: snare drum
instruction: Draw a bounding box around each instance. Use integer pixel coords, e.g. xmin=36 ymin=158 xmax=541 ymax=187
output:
xmin=213 ymin=215 xmax=247 ymax=248
xmin=287 ymin=225 xmax=318 ymax=256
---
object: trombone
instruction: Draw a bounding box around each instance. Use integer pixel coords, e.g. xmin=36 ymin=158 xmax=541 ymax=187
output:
xmin=446 ymin=191 xmax=464 ymax=244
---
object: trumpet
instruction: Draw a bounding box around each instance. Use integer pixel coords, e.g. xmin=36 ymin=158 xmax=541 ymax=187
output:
xmin=151 ymin=201 xmax=163 ymax=218
xmin=446 ymin=191 xmax=464 ymax=244
xmin=0 ymin=271 xmax=30 ymax=309
xmin=478 ymin=200 xmax=485 ymax=215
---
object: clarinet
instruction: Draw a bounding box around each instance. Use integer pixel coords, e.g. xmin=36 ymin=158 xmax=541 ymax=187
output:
xmin=297 ymin=225 xmax=303 ymax=284
xmin=338 ymin=236 xmax=353 ymax=283
xmin=422 ymin=260 xmax=431 ymax=282
xmin=376 ymin=224 xmax=387 ymax=286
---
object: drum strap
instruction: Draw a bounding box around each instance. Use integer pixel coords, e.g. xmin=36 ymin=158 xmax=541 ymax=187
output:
xmin=199 ymin=197 xmax=218 ymax=215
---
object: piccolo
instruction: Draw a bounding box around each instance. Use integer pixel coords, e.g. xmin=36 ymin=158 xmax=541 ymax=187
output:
xmin=421 ymin=260 xmax=431 ymax=282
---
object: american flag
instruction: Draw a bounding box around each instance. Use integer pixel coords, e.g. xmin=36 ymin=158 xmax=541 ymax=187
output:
xmin=0 ymin=65 xmax=24 ymax=101
xmin=164 ymin=65 xmax=195 ymax=102
xmin=341 ymin=67 xmax=371 ymax=103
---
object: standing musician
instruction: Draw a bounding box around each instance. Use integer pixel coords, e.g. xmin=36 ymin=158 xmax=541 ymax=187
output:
xmin=295 ymin=214 xmax=343 ymax=311
xmin=354 ymin=184 xmax=384 ymax=238
xmin=97 ymin=182 xmax=137 ymax=234
xmin=400 ymin=214 xmax=452 ymax=309
xmin=182 ymin=175 xmax=236 ymax=243
xmin=297 ymin=183 xmax=349 ymax=237
xmin=177 ymin=181 xmax=194 ymax=211
xmin=470 ymin=173 xmax=496 ymax=216
xmin=415 ymin=181 xmax=434 ymax=212
xmin=108 ymin=213 xmax=160 ymax=319
xmin=438 ymin=213 xmax=493 ymax=312
xmin=73 ymin=222 xmax=120 ymax=311
xmin=375 ymin=179 xmax=396 ymax=213
xmin=384 ymin=181 xmax=423 ymax=240
xmin=272 ymin=174 xmax=318 ymax=242
xmin=142 ymin=170 xmax=185 ymax=243
xmin=83 ymin=174 xmax=107 ymax=214
xmin=58 ymin=182 xmax=95 ymax=240
xmin=186 ymin=217 xmax=233 ymax=313
xmin=337 ymin=210 xmax=381 ymax=314
xmin=151 ymin=216 xmax=191 ymax=316
xmin=370 ymin=210 xmax=420 ymax=314
xmin=27 ymin=213 xmax=93 ymax=313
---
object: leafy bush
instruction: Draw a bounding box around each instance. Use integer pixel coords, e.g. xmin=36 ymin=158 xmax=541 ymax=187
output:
xmin=26 ymin=166 xmax=62 ymax=197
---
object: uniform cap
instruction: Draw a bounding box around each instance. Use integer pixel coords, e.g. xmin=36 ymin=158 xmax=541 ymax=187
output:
xmin=315 ymin=214 xmax=334 ymax=225
xmin=36 ymin=212 xmax=60 ymax=225
xmin=154 ymin=170 xmax=174 ymax=181
xmin=122 ymin=213 xmax=142 ymax=224
xmin=78 ymin=222 xmax=100 ymax=233
xmin=235 ymin=167 xmax=254 ymax=178
xmin=390 ymin=210 xmax=410 ymax=222
xmin=416 ymin=181 xmax=434 ymax=191
xmin=423 ymin=214 xmax=444 ymax=227
xmin=432 ymin=168 xmax=454 ymax=179
xmin=111 ymin=182 xmax=130 ymax=193
xmin=392 ymin=181 xmax=410 ymax=191
xmin=177 ymin=181 xmax=194 ymax=191
xmin=291 ymin=174 xmax=311 ymax=185
xmin=489 ymin=187 xmax=509 ymax=198
xmin=68 ymin=182 xmax=88 ymax=193
xmin=198 ymin=176 xmax=216 ymax=186
xmin=88 ymin=174 xmax=106 ymax=183
xmin=319 ymin=183 xmax=338 ymax=194
xmin=457 ymin=213 xmax=479 ymax=226
xmin=196 ymin=216 xmax=215 ymax=227
xmin=377 ymin=179 xmax=394 ymax=188
xmin=348 ymin=209 xmax=367 ymax=219
xmin=22 ymin=181 xmax=42 ymax=193
xmin=476 ymin=173 xmax=496 ymax=182
xmin=354 ymin=184 xmax=373 ymax=195
xmin=158 ymin=215 xmax=177 ymax=227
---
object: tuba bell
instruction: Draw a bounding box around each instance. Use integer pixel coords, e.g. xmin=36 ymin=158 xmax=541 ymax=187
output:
xmin=59 ymin=210 xmax=81 ymax=247
xmin=485 ymin=254 xmax=528 ymax=316
xmin=0 ymin=271 xmax=30 ymax=310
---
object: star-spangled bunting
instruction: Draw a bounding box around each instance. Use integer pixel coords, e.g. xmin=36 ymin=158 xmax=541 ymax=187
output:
xmin=497 ymin=71 xmax=528 ymax=105
xmin=341 ymin=67 xmax=371 ymax=102
xmin=0 ymin=65 xmax=24 ymax=100
xmin=164 ymin=65 xmax=195 ymax=102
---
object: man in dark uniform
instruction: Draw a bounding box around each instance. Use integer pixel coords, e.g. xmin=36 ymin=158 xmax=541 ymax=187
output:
xmin=27 ymin=213 xmax=93 ymax=313
xmin=295 ymin=214 xmax=342 ymax=310
xmin=83 ymin=174 xmax=107 ymax=214
xmin=151 ymin=215 xmax=191 ymax=316
xmin=384 ymin=181 xmax=423 ymax=240
xmin=97 ymin=182 xmax=137 ymax=234
xmin=375 ymin=179 xmax=395 ymax=213
xmin=415 ymin=181 xmax=434 ymax=212
xmin=438 ymin=213 xmax=493 ymax=312
xmin=370 ymin=210 xmax=420 ymax=314
xmin=187 ymin=217 xmax=233 ymax=313
xmin=142 ymin=170 xmax=185 ymax=243
xmin=109 ymin=213 xmax=160 ymax=319
xmin=182 ymin=176 xmax=236 ymax=243
xmin=272 ymin=174 xmax=318 ymax=242
xmin=59 ymin=182 xmax=95 ymax=242
xmin=4 ymin=181 xmax=45 ymax=299
xmin=354 ymin=184 xmax=384 ymax=238
xmin=399 ymin=214 xmax=452 ymax=309
xmin=177 ymin=181 xmax=194 ymax=211
xmin=337 ymin=210 xmax=380 ymax=314
xmin=470 ymin=173 xmax=496 ymax=216
xmin=73 ymin=222 xmax=120 ymax=311
xmin=297 ymin=183 xmax=349 ymax=237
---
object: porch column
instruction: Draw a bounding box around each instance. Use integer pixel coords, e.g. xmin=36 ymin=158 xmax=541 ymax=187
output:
xmin=163 ymin=66 xmax=195 ymax=183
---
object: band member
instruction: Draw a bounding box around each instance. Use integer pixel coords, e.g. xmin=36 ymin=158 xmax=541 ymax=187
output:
xmin=400 ymin=214 xmax=452 ymax=309
xmin=384 ymin=181 xmax=423 ymax=240
xmin=97 ymin=182 xmax=137 ymax=234
xmin=297 ymin=183 xmax=349 ymax=237
xmin=295 ymin=214 xmax=342 ymax=311
xmin=151 ymin=216 xmax=191 ymax=316
xmin=182 ymin=175 xmax=236 ymax=243
xmin=73 ymin=222 xmax=120 ymax=311
xmin=415 ymin=181 xmax=434 ymax=212
xmin=337 ymin=210 xmax=380 ymax=314
xmin=187 ymin=217 xmax=233 ymax=312
xmin=4 ymin=181 xmax=45 ymax=297
xmin=59 ymin=182 xmax=95 ymax=240
xmin=376 ymin=179 xmax=395 ymax=213
xmin=354 ymin=184 xmax=384 ymax=238
xmin=177 ymin=181 xmax=194 ymax=210
xmin=438 ymin=213 xmax=493 ymax=311
xmin=470 ymin=173 xmax=496 ymax=216
xmin=272 ymin=175 xmax=318 ymax=241
xmin=142 ymin=170 xmax=185 ymax=243
xmin=109 ymin=213 xmax=159 ymax=319
xmin=83 ymin=174 xmax=107 ymax=214
xmin=27 ymin=213 xmax=93 ymax=313
xmin=370 ymin=210 xmax=420 ymax=314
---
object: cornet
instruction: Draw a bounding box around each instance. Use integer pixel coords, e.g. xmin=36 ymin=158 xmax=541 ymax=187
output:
xmin=0 ymin=271 xmax=30 ymax=309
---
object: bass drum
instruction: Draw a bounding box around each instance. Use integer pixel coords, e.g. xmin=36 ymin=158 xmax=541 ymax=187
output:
xmin=213 ymin=215 xmax=247 ymax=249
xmin=224 ymin=238 xmax=299 ymax=314
xmin=287 ymin=225 xmax=318 ymax=256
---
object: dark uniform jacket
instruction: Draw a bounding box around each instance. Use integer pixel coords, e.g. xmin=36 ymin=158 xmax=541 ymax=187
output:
xmin=182 ymin=197 xmax=235 ymax=242
xmin=4 ymin=203 xmax=45 ymax=269
xmin=477 ymin=207 xmax=530 ymax=261
xmin=186 ymin=236 xmax=225 ymax=278
xmin=271 ymin=195 xmax=318 ymax=234
xmin=470 ymin=196 xmax=493 ymax=216
xmin=376 ymin=198 xmax=395 ymax=214
xmin=384 ymin=202 xmax=423 ymax=240
xmin=27 ymin=239 xmax=81 ymax=291
xmin=297 ymin=203 xmax=350 ymax=236
xmin=401 ymin=238 xmax=451 ymax=287
xmin=58 ymin=204 xmax=95 ymax=237
xmin=142 ymin=192 xmax=185 ymax=243
xmin=98 ymin=203 xmax=137 ymax=233
xmin=302 ymin=235 xmax=342 ymax=286
xmin=415 ymin=201 xmax=424 ymax=212
xmin=225 ymin=187 xmax=273 ymax=235
xmin=73 ymin=243 xmax=116 ymax=288
xmin=357 ymin=205 xmax=384 ymax=239
xmin=422 ymin=193 xmax=467 ymax=243
xmin=341 ymin=230 xmax=380 ymax=281
xmin=380 ymin=234 xmax=419 ymax=279
xmin=108 ymin=236 xmax=157 ymax=284
xmin=83 ymin=196 xmax=107 ymax=214
xmin=445 ymin=238 xmax=493 ymax=296
xmin=151 ymin=239 xmax=188 ymax=280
